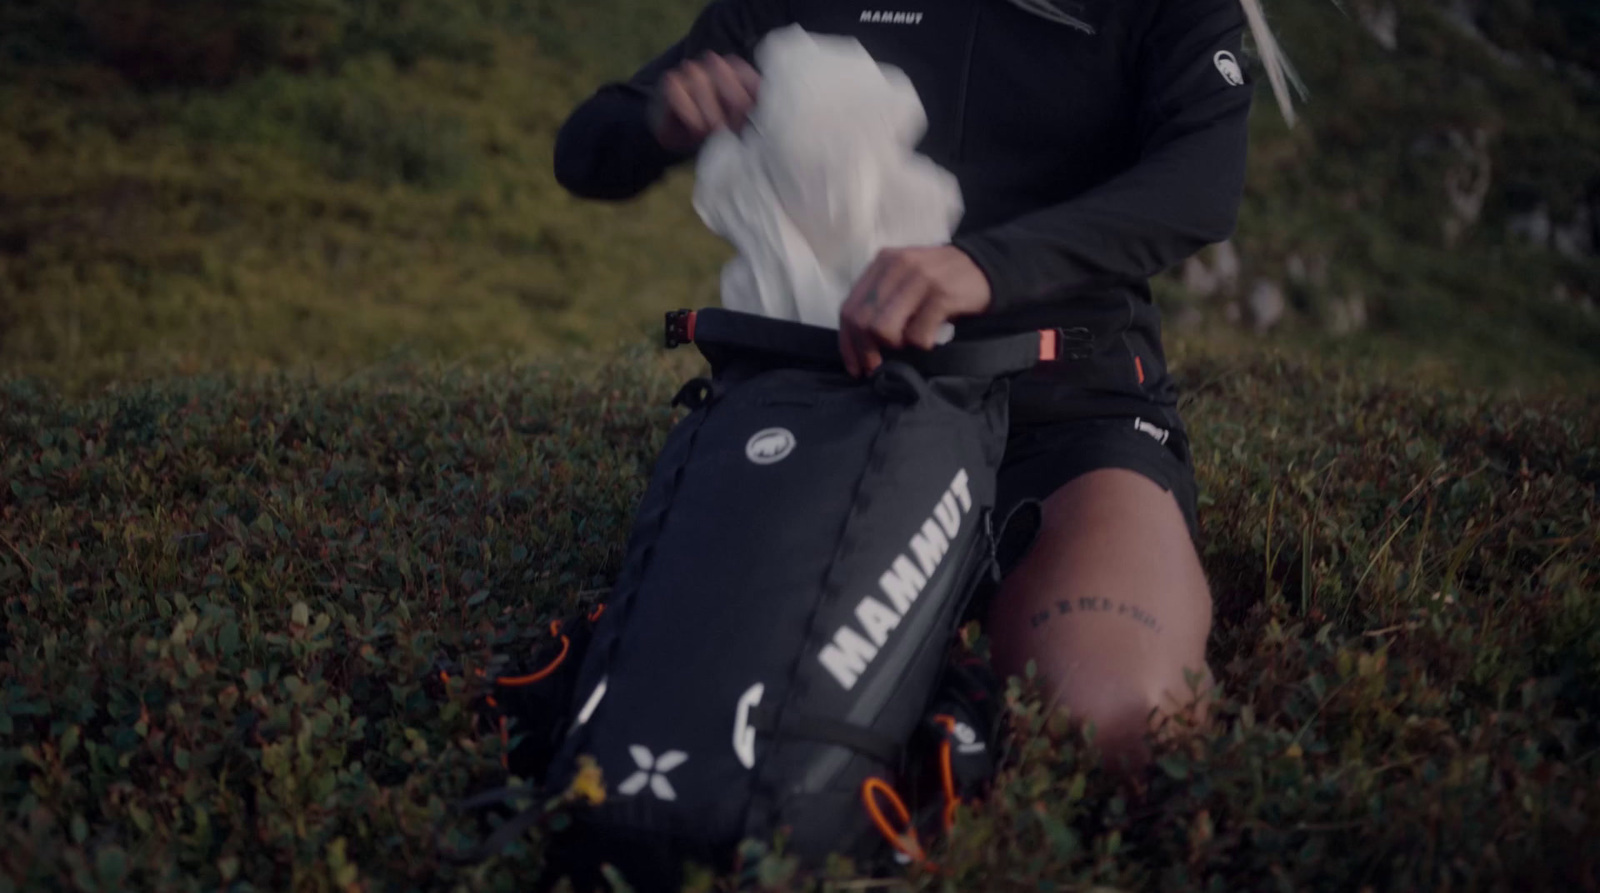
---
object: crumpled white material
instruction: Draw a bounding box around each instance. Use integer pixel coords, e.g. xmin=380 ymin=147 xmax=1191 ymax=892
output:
xmin=691 ymin=25 xmax=964 ymax=334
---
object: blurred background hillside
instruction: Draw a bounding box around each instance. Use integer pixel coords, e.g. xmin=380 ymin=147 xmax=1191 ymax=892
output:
xmin=0 ymin=0 xmax=1596 ymax=389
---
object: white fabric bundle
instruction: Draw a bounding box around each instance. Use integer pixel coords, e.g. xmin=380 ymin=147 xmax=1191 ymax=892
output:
xmin=691 ymin=25 xmax=964 ymax=333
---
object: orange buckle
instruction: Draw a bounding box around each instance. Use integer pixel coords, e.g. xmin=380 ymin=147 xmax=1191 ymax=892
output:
xmin=1039 ymin=329 xmax=1060 ymax=362
xmin=665 ymin=309 xmax=698 ymax=348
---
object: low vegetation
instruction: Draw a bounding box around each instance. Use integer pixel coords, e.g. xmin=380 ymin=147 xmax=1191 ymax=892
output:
xmin=3 ymin=337 xmax=1595 ymax=890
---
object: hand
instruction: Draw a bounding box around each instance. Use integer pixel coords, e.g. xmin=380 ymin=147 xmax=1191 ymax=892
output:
xmin=838 ymin=246 xmax=993 ymax=377
xmin=649 ymin=53 xmax=761 ymax=154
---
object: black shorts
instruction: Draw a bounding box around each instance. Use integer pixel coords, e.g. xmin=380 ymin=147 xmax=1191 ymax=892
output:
xmin=994 ymin=413 xmax=1202 ymax=555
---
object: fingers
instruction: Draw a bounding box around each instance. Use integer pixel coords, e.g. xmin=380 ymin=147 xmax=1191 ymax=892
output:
xmin=659 ymin=69 xmax=706 ymax=138
xmin=862 ymin=256 xmax=927 ymax=350
xmin=841 ymin=246 xmax=993 ymax=375
xmin=842 ymin=254 xmax=885 ymax=321
xmin=681 ymin=61 xmax=727 ymax=133
xmin=727 ymin=55 xmax=762 ymax=97
xmin=657 ymin=54 xmax=761 ymax=149
xmin=844 ymin=251 xmax=919 ymax=343
xmin=840 ymin=256 xmax=885 ymax=377
xmin=705 ymin=54 xmax=758 ymax=131
xmin=838 ymin=323 xmax=856 ymax=378
xmin=840 ymin=322 xmax=881 ymax=379
xmin=904 ymin=298 xmax=952 ymax=350
xmin=857 ymin=330 xmax=883 ymax=377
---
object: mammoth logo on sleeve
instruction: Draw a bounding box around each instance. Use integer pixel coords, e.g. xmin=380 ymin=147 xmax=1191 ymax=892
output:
xmin=1214 ymin=50 xmax=1245 ymax=86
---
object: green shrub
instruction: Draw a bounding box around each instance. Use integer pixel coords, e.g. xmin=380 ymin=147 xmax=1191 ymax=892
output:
xmin=73 ymin=0 xmax=353 ymax=86
xmin=0 ymin=0 xmax=93 ymax=69
xmin=1 ymin=340 xmax=1596 ymax=890
xmin=299 ymin=87 xmax=471 ymax=187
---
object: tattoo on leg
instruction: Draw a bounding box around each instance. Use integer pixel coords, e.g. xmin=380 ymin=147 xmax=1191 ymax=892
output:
xmin=1026 ymin=598 xmax=1165 ymax=634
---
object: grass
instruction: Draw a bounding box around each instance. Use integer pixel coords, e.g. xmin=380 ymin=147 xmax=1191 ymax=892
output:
xmin=0 ymin=0 xmax=730 ymax=390
xmin=2 ymin=334 xmax=1596 ymax=891
xmin=1 ymin=0 xmax=1597 ymax=392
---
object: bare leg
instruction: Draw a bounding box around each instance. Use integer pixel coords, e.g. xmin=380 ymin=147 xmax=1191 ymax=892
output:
xmin=986 ymin=468 xmax=1215 ymax=773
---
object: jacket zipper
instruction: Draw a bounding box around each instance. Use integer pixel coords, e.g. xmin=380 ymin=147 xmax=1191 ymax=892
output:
xmin=952 ymin=0 xmax=982 ymax=162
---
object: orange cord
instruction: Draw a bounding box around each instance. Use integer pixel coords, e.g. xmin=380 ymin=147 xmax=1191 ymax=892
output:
xmin=469 ymin=605 xmax=606 ymax=768
xmin=861 ymin=778 xmax=933 ymax=867
xmin=495 ymin=636 xmax=570 ymax=686
xmin=933 ymin=715 xmax=961 ymax=831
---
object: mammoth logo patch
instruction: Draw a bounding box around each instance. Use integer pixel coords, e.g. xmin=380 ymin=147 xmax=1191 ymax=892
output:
xmin=1214 ymin=50 xmax=1245 ymax=87
xmin=745 ymin=428 xmax=796 ymax=465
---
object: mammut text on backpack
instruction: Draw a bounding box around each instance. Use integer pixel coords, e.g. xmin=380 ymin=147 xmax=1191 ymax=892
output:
xmin=817 ymin=468 xmax=973 ymax=690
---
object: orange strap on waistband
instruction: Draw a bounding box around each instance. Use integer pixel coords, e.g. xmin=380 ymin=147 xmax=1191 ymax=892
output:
xmin=1038 ymin=328 xmax=1059 ymax=362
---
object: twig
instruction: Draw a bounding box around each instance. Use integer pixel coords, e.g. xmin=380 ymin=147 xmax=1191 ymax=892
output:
xmin=1361 ymin=622 xmax=1421 ymax=638
xmin=0 ymin=531 xmax=35 ymax=577
xmin=1293 ymin=820 xmax=1370 ymax=832
xmin=1264 ymin=484 xmax=1277 ymax=602
xmin=1531 ymin=540 xmax=1575 ymax=578
xmin=1290 ymin=678 xmax=1354 ymax=750
xmin=1572 ymin=745 xmax=1600 ymax=770
xmin=1337 ymin=516 xmax=1412 ymax=628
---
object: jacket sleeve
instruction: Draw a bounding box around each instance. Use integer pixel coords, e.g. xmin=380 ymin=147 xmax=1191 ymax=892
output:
xmin=552 ymin=0 xmax=791 ymax=201
xmin=951 ymin=0 xmax=1255 ymax=313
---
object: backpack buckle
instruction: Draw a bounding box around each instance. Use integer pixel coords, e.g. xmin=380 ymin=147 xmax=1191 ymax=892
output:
xmin=664 ymin=309 xmax=697 ymax=349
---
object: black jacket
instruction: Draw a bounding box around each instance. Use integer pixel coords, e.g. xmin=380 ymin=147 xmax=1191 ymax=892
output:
xmin=553 ymin=0 xmax=1254 ymax=426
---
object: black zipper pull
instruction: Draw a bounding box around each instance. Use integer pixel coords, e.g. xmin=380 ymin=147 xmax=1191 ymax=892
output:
xmin=952 ymin=1 xmax=982 ymax=163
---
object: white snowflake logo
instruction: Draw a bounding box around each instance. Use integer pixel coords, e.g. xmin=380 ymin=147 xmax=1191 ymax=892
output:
xmin=617 ymin=745 xmax=688 ymax=800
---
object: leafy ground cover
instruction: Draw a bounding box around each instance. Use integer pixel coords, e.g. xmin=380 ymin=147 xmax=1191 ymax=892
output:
xmin=3 ymin=336 xmax=1595 ymax=891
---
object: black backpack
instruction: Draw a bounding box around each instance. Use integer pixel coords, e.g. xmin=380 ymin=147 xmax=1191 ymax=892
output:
xmin=442 ymin=309 xmax=1057 ymax=890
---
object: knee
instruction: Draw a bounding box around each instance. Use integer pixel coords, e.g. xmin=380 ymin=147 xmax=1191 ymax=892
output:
xmin=1050 ymin=661 xmax=1213 ymax=775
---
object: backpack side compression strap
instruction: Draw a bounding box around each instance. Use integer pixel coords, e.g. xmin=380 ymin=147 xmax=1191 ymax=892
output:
xmin=667 ymin=308 xmax=1061 ymax=379
xmin=746 ymin=704 xmax=903 ymax=767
